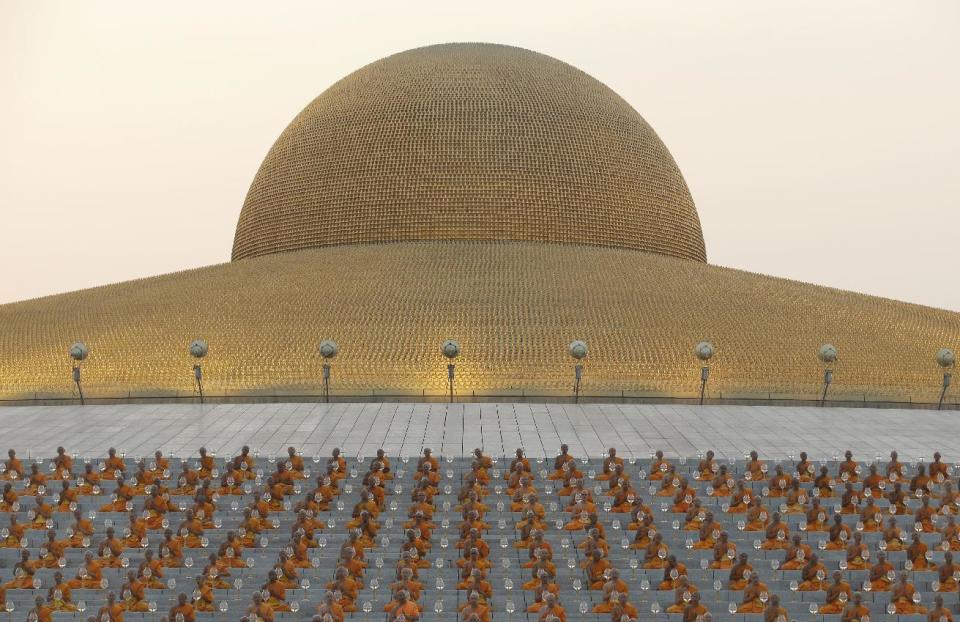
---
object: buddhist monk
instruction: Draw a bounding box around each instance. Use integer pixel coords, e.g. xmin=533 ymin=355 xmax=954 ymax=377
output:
xmin=169 ymin=592 xmax=198 ymax=622
xmin=869 ymin=551 xmax=895 ymax=591
xmin=737 ymin=574 xmax=770 ymax=613
xmin=928 ymin=595 xmax=955 ymax=622
xmin=819 ymin=571 xmax=853 ymax=613
xmin=798 ymin=553 xmax=826 ymax=591
xmin=96 ymin=591 xmax=124 ymax=622
xmin=892 ymin=572 xmax=927 ymax=614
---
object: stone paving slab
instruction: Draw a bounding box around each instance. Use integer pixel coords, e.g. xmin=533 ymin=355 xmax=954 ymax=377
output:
xmin=0 ymin=402 xmax=955 ymax=462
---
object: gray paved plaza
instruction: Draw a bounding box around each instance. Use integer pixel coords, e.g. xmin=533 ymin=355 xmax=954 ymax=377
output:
xmin=0 ymin=402 xmax=955 ymax=461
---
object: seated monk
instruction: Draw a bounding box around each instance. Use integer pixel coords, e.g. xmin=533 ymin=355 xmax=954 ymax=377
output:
xmin=246 ymin=592 xmax=274 ymax=622
xmin=930 ymin=452 xmax=950 ymax=483
xmin=25 ymin=462 xmax=47 ymax=495
xmin=585 ymin=550 xmax=612 ymax=589
xmin=630 ymin=513 xmax=655 ymax=549
xmin=886 ymin=450 xmax=905 ymax=481
xmin=642 ymin=533 xmax=669 ymax=569
xmin=681 ymin=594 xmax=709 ymax=622
xmin=882 ymin=516 xmax=906 ymax=550
xmin=825 ymin=513 xmax=852 ymax=550
xmin=95 ymin=592 xmax=126 ymax=622
xmin=316 ymin=591 xmax=346 ymax=622
xmin=391 ymin=567 xmax=423 ymax=603
xmin=121 ymin=569 xmax=150 ymax=612
xmin=655 ymin=466 xmax=680 ymax=497
xmin=66 ymin=552 xmax=103 ymax=589
xmin=911 ymin=464 xmax=933 ymax=497
xmin=764 ymin=595 xmax=788 ymax=622
xmin=673 ymin=484 xmax=697 ymax=514
xmin=47 ymin=571 xmax=76 ymax=612
xmin=592 ymin=568 xmax=629 ymax=612
xmin=928 ymin=595 xmax=954 ymax=622
xmin=745 ymin=451 xmax=765 ymax=480
xmin=537 ymin=592 xmax=566 ymax=622
xmin=840 ymin=483 xmax=860 ymax=514
xmin=838 ymin=450 xmax=860 ymax=482
xmin=177 ymin=509 xmax=206 ymax=548
xmin=708 ymin=465 xmax=732 ymax=496
xmin=523 ymin=561 xmax=557 ymax=591
xmin=171 ymin=460 xmax=200 ymax=494
xmin=169 ymin=592 xmax=198 ymax=622
xmin=459 ymin=591 xmax=491 ymax=622
xmin=869 ymin=551 xmax=895 ymax=591
xmin=458 ymin=569 xmax=492 ymax=600
xmin=819 ymin=571 xmax=853 ymax=613
xmin=814 ymin=466 xmax=835 ymax=498
xmin=648 ymin=450 xmax=671 ymax=480
xmin=55 ymin=481 xmax=79 ymax=511
xmin=125 ymin=512 xmax=148 ymax=548
xmin=795 ymin=451 xmax=814 ymax=482
xmin=861 ymin=464 xmax=884 ymax=498
xmin=784 ymin=480 xmax=807 ymax=513
xmin=3 ymin=550 xmax=38 ymax=589
xmin=761 ymin=512 xmax=789 ymax=549
xmin=845 ymin=532 xmax=871 ymax=569
xmin=892 ymin=572 xmax=927 ymax=614
xmin=841 ymin=593 xmax=870 ymax=622
xmin=657 ymin=555 xmax=688 ymax=590
xmin=737 ymin=574 xmax=770 ymax=613
xmin=697 ymin=450 xmax=717 ymax=480
xmin=767 ymin=465 xmax=792 ymax=497
xmin=728 ymin=553 xmax=753 ymax=590
xmin=159 ymin=528 xmax=184 ymax=567
xmin=1 ymin=514 xmax=25 ymax=548
xmin=598 ymin=448 xmax=624 ymax=481
xmin=384 ymin=589 xmax=420 ymax=621
xmin=664 ymin=576 xmax=697 ymax=613
xmin=727 ymin=482 xmax=752 ymax=513
xmin=609 ymin=593 xmax=640 ymax=620
xmin=78 ymin=463 xmax=102 ymax=495
xmin=743 ymin=497 xmax=770 ymax=531
xmin=99 ymin=475 xmax=135 ymax=512
xmin=197 ymin=446 xmax=216 ymax=479
xmin=138 ymin=550 xmax=165 ymax=589
xmin=916 ymin=496 xmax=938 ymax=532
xmin=936 ymin=551 xmax=959 ymax=592
xmin=52 ymin=447 xmax=74 ymax=480
xmin=692 ymin=511 xmax=720 ymax=548
xmin=888 ymin=482 xmax=910 ymax=514
xmin=0 ymin=482 xmax=18 ymax=511
xmin=28 ymin=596 xmax=54 ymax=622
xmin=262 ymin=569 xmax=292 ymax=612
xmin=326 ymin=567 xmax=359 ymax=612
xmin=1 ymin=449 xmax=23 ymax=480
xmin=780 ymin=534 xmax=811 ymax=570
xmin=908 ymin=532 xmax=936 ymax=571
xmin=709 ymin=532 xmax=737 ymax=569
xmin=28 ymin=493 xmax=54 ymax=529
xmin=39 ymin=529 xmax=68 ymax=568
xmin=98 ymin=527 xmax=125 ymax=568
xmin=193 ymin=575 xmax=216 ymax=612
xmin=805 ymin=498 xmax=828 ymax=531
xmin=798 ymin=553 xmax=826 ymax=591
xmin=67 ymin=508 xmax=95 ymax=547
xmin=859 ymin=497 xmax=883 ymax=531
xmin=101 ymin=447 xmax=126 ymax=480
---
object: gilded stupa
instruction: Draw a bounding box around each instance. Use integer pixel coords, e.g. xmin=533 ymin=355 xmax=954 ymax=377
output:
xmin=0 ymin=43 xmax=956 ymax=403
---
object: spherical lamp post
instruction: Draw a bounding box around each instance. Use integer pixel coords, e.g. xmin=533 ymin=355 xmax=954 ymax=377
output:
xmin=817 ymin=344 xmax=838 ymax=406
xmin=936 ymin=348 xmax=955 ymax=411
xmin=441 ymin=340 xmax=460 ymax=403
xmin=69 ymin=342 xmax=89 ymax=405
xmin=568 ymin=340 xmax=588 ymax=403
xmin=189 ymin=340 xmax=208 ymax=404
xmin=694 ymin=341 xmax=715 ymax=405
xmin=318 ymin=340 xmax=338 ymax=403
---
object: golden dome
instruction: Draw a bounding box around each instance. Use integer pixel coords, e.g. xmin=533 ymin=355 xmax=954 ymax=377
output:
xmin=232 ymin=43 xmax=706 ymax=262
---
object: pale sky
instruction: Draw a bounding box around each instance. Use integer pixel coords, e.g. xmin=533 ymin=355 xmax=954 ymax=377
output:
xmin=1 ymin=1 xmax=958 ymax=310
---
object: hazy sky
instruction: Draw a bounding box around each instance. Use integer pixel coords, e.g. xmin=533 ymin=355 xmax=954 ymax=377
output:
xmin=2 ymin=1 xmax=958 ymax=310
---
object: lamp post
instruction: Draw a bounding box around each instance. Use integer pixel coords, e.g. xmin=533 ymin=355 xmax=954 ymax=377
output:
xmin=936 ymin=348 xmax=955 ymax=411
xmin=441 ymin=340 xmax=460 ymax=403
xmin=818 ymin=344 xmax=838 ymax=407
xmin=568 ymin=340 xmax=588 ymax=403
xmin=189 ymin=340 xmax=208 ymax=404
xmin=694 ymin=341 xmax=714 ymax=405
xmin=69 ymin=342 xmax=89 ymax=405
xmin=318 ymin=340 xmax=338 ymax=403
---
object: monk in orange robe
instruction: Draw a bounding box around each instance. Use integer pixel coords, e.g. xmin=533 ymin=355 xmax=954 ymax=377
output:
xmin=819 ymin=571 xmax=852 ymax=613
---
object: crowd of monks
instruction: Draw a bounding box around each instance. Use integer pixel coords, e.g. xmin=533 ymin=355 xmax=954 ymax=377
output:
xmin=1 ymin=445 xmax=959 ymax=621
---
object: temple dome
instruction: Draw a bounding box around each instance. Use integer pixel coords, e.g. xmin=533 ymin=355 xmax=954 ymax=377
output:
xmin=232 ymin=42 xmax=706 ymax=262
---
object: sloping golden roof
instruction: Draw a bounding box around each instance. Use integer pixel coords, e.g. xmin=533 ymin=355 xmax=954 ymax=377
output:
xmin=0 ymin=242 xmax=955 ymax=402
xmin=232 ymin=43 xmax=705 ymax=263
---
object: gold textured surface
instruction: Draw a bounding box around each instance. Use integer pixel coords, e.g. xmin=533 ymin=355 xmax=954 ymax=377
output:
xmin=0 ymin=241 xmax=955 ymax=402
xmin=232 ymin=43 xmax=706 ymax=263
